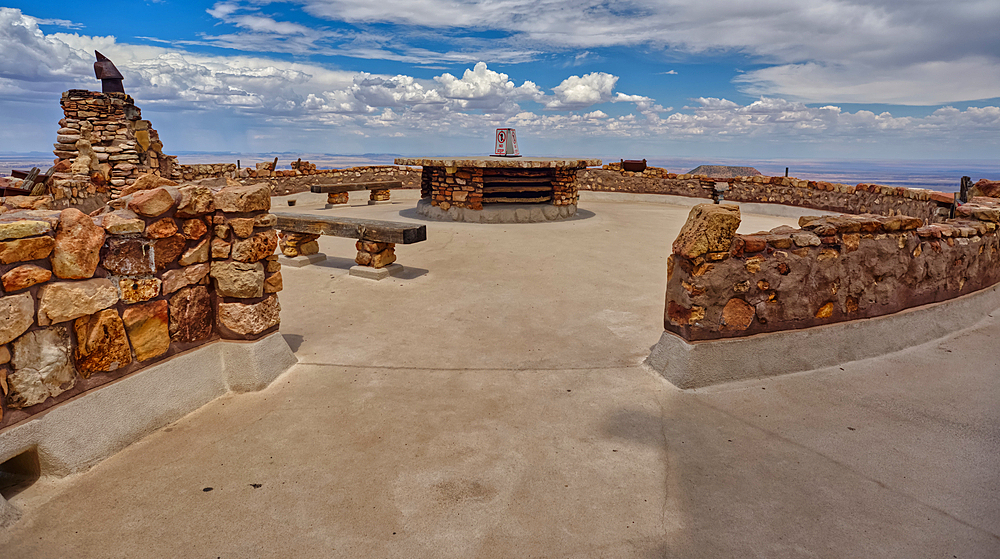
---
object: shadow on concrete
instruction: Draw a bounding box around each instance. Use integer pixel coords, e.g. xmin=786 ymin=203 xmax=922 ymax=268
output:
xmin=313 ymin=256 xmax=357 ymax=270
xmin=393 ymin=267 xmax=429 ymax=280
xmin=282 ymin=333 xmax=304 ymax=352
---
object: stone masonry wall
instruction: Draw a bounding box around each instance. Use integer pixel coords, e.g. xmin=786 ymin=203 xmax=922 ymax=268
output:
xmin=577 ymin=165 xmax=955 ymax=223
xmin=52 ymin=90 xmax=178 ymax=205
xmin=0 ymin=181 xmax=281 ymax=430
xmin=665 ymin=199 xmax=1000 ymax=341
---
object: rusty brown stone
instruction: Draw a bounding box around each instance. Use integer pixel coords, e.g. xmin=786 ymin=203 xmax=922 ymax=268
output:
xmin=73 ymin=309 xmax=131 ymax=376
xmin=122 ymin=300 xmax=170 ymax=362
xmin=264 ymin=271 xmax=283 ymax=293
xmin=51 ymin=208 xmax=105 ymax=280
xmin=231 ymin=230 xmax=278 ymax=263
xmin=103 ymin=238 xmax=154 ymax=275
xmin=118 ymin=277 xmax=161 ymax=304
xmin=180 ymin=218 xmax=207 ymax=240
xmin=0 ymin=235 xmax=55 ymax=264
xmin=145 ymin=217 xmax=178 ymax=239
xmin=721 ymin=298 xmax=755 ymax=330
xmin=211 ymin=238 xmax=231 ymax=259
xmin=154 ymin=235 xmax=187 ymax=270
xmin=2 ymin=264 xmax=51 ymax=292
xmin=169 ymin=285 xmax=212 ymax=343
xmin=842 ymin=233 xmax=860 ymax=252
xmin=742 ymin=236 xmax=767 ymax=253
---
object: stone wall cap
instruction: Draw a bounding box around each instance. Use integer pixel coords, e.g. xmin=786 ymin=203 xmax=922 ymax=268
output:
xmin=393 ymin=156 xmax=602 ymax=169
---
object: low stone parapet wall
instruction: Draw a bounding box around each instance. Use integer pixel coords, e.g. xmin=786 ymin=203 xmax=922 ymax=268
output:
xmin=577 ymin=166 xmax=954 ymax=222
xmin=0 ymin=181 xmax=282 ymax=431
xmin=663 ymin=200 xmax=1000 ymax=342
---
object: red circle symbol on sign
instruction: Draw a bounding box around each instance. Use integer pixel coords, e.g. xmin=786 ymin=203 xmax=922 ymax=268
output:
xmin=497 ymin=131 xmax=506 ymax=143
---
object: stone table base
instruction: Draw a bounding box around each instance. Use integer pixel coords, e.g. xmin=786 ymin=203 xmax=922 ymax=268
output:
xmin=415 ymin=199 xmax=577 ymax=223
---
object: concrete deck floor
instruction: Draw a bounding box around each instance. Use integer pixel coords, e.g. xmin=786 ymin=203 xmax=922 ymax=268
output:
xmin=2 ymin=191 xmax=999 ymax=558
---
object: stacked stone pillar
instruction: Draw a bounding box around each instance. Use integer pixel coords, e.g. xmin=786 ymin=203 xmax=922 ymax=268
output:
xmin=355 ymin=241 xmax=396 ymax=268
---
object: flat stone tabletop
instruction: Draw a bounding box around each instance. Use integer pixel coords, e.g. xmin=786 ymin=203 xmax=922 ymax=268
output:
xmin=394 ymin=156 xmax=602 ymax=169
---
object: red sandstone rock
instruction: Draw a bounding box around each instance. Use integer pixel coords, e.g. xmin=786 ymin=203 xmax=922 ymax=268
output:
xmin=2 ymin=264 xmax=51 ymax=292
xmin=721 ymin=298 xmax=755 ymax=330
xmin=228 ymin=218 xmax=255 ymax=239
xmin=971 ymin=179 xmax=1000 ymax=198
xmin=153 ymin=235 xmax=187 ymax=270
xmin=128 ymin=188 xmax=177 ymax=217
xmin=73 ymin=309 xmax=131 ymax=376
xmin=145 ymin=217 xmax=178 ymax=239
xmin=162 ymin=262 xmax=210 ymax=295
xmin=180 ymin=218 xmax=207 ymax=240
xmin=122 ymin=300 xmax=170 ymax=362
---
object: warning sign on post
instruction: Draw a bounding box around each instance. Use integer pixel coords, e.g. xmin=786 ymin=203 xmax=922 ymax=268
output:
xmin=494 ymin=128 xmax=520 ymax=157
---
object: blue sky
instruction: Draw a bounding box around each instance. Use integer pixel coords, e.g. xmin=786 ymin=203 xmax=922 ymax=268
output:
xmin=1 ymin=1 xmax=999 ymax=161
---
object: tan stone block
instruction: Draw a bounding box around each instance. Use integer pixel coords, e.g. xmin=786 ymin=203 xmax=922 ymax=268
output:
xmin=229 ymin=217 xmax=255 ymax=239
xmin=100 ymin=210 xmax=145 ymax=235
xmin=179 ymin=238 xmax=210 ymax=266
xmin=672 ymin=204 xmax=741 ymax=259
xmin=297 ymin=240 xmax=319 ymax=255
xmin=213 ymin=183 xmax=271 ymax=213
xmin=369 ymin=247 xmax=396 ymax=268
xmin=253 ymin=214 xmax=277 ymax=227
xmin=37 ymin=278 xmax=119 ymax=326
xmin=7 ymin=327 xmax=76 ymax=408
xmin=122 ymin=300 xmax=170 ymax=362
xmin=119 ymin=173 xmax=177 ymax=197
xmin=73 ymin=309 xmax=131 ymax=376
xmin=2 ymin=264 xmax=51 ymax=292
xmin=210 ymin=260 xmax=264 ymax=298
xmin=214 ymin=224 xmax=230 ymax=239
xmin=0 ymin=345 xmax=8 ymax=366
xmin=0 ymin=220 xmax=51 ymax=241
xmin=211 ymin=238 xmax=231 ymax=259
xmin=118 ymin=277 xmax=161 ymax=304
xmin=265 ymin=259 xmax=281 ymax=273
xmin=175 ymin=185 xmax=216 ymax=218
xmin=162 ymin=262 xmax=210 ymax=295
xmin=264 ymin=271 xmax=282 ymax=293
xmin=52 ymin=209 xmax=104 ymax=278
xmin=0 ymin=235 xmax=55 ymax=264
xmin=0 ymin=292 xmax=35 ymax=345
xmin=231 ymin=230 xmax=278 ymax=263
xmin=217 ymin=295 xmax=280 ymax=336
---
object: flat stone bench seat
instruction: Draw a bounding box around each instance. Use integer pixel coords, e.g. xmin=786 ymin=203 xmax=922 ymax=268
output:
xmin=276 ymin=213 xmax=426 ymax=279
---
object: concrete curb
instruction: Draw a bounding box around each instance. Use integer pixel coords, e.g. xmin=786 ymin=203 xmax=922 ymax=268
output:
xmin=580 ymin=190 xmax=838 ymax=220
xmin=645 ymin=283 xmax=1000 ymax=389
xmin=0 ymin=332 xmax=297 ymax=526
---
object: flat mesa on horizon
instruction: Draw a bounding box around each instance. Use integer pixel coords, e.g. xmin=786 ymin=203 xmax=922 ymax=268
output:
xmin=688 ymin=165 xmax=762 ymax=178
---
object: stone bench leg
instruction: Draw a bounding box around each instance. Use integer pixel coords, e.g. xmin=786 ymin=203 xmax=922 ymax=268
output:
xmin=326 ymin=192 xmax=349 ymax=206
xmin=350 ymin=241 xmax=402 ymax=279
xmin=368 ymin=189 xmax=391 ymax=205
xmin=277 ymin=231 xmax=326 ymax=267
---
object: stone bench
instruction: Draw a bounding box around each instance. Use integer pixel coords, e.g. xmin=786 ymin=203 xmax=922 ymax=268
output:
xmin=276 ymin=213 xmax=426 ymax=279
xmin=310 ymin=180 xmax=405 ymax=207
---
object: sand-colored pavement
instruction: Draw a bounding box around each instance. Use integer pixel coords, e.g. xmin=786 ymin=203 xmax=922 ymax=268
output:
xmin=2 ymin=191 xmax=998 ymax=558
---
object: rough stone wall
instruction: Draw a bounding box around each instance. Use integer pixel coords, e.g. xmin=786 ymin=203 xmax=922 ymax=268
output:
xmin=665 ymin=201 xmax=1000 ymax=341
xmin=0 ymin=182 xmax=281 ymax=430
xmin=51 ymin=90 xmax=178 ymax=205
xmin=425 ymin=166 xmax=485 ymax=211
xmin=577 ymin=166 xmax=955 ymax=223
xmin=177 ymin=163 xmax=237 ymax=182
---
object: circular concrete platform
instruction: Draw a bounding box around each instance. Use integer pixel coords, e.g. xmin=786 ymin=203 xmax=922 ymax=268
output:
xmin=415 ymin=199 xmax=577 ymax=223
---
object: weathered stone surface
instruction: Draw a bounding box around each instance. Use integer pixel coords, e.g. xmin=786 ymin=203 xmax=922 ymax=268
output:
xmin=0 ymin=292 xmax=35 ymax=345
xmin=231 ymin=230 xmax=278 ymax=263
xmin=37 ymin=278 xmax=119 ymax=326
xmin=118 ymin=277 xmax=161 ymax=303
xmin=210 ymin=260 xmax=264 ymax=298
xmin=792 ymin=232 xmax=821 ymax=247
xmin=162 ymin=262 xmax=210 ymax=294
xmin=100 ymin=210 xmax=145 ymax=235
xmin=971 ymin=179 xmax=1000 ymax=198
xmin=213 ymin=183 xmax=271 ymax=213
xmin=175 ymin=186 xmax=216 ymax=218
xmin=229 ymin=218 xmax=255 ymax=239
xmin=122 ymin=300 xmax=170 ymax=362
xmin=264 ymin=271 xmax=283 ymax=293
xmin=368 ymin=248 xmax=396 ymax=268
xmin=3 ymin=196 xmax=51 ymax=210
xmin=128 ymin=188 xmax=176 ymax=217
xmin=0 ymin=345 xmax=8 ymax=365
xmin=169 ymin=285 xmax=212 ymax=343
xmin=0 ymin=220 xmax=51 ymax=241
xmin=217 ymin=295 xmax=280 ymax=335
xmin=103 ymin=238 xmax=155 ymax=275
xmin=180 ymin=218 xmax=207 ymax=240
xmin=120 ymin=173 xmax=177 ymax=197
xmin=73 ymin=309 xmax=131 ymax=376
xmin=2 ymin=264 xmax=51 ymax=292
xmin=254 ymin=214 xmax=277 ymax=227
xmin=265 ymin=258 xmax=281 ymax=273
xmin=0 ymin=235 xmax=55 ymax=264
xmin=211 ymin=238 xmax=231 ymax=259
xmin=673 ymin=204 xmax=741 ymax=259
xmin=297 ymin=240 xmax=319 ymax=256
xmin=145 ymin=217 xmax=178 ymax=239
xmin=7 ymin=327 xmax=76 ymax=409
xmin=52 ymin=208 xmax=105 ymax=279
xmin=214 ymin=224 xmax=230 ymax=239
xmin=153 ymin=235 xmax=187 ymax=270
xmin=178 ymin=238 xmax=209 ymax=266
xmin=720 ymin=298 xmax=755 ymax=330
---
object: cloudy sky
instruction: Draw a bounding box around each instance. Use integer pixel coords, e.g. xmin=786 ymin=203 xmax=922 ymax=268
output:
xmin=2 ymin=1 xmax=999 ymax=160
